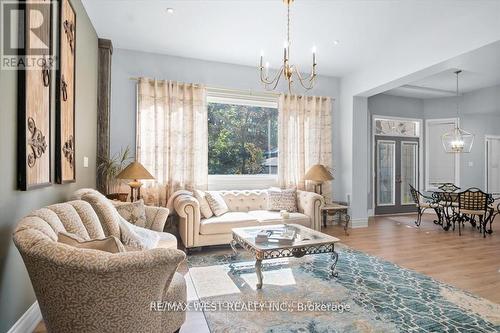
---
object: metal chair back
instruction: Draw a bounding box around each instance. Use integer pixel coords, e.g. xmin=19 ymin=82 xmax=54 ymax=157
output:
xmin=409 ymin=184 xmax=420 ymax=205
xmin=458 ymin=188 xmax=491 ymax=213
xmin=438 ymin=183 xmax=460 ymax=192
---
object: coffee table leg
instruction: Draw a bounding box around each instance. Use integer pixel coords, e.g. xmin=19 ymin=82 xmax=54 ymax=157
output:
xmin=255 ymin=259 xmax=263 ymax=289
xmin=331 ymin=251 xmax=339 ymax=278
xmin=230 ymin=239 xmax=238 ymax=256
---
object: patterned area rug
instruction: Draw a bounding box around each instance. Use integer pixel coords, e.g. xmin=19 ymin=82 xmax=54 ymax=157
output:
xmin=187 ymin=245 xmax=500 ymax=333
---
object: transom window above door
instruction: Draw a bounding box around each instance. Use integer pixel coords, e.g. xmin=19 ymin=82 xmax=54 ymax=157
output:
xmin=374 ymin=118 xmax=420 ymax=137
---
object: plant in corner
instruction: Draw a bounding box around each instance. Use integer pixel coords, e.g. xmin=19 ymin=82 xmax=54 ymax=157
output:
xmin=97 ymin=146 xmax=132 ymax=198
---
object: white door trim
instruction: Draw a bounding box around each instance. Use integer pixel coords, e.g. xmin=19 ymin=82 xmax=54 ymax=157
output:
xmin=485 ymin=135 xmax=500 ymax=195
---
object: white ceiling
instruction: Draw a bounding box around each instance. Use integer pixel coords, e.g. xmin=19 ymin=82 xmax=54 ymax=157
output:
xmin=82 ymin=0 xmax=500 ymax=78
xmin=383 ymin=41 xmax=500 ymax=99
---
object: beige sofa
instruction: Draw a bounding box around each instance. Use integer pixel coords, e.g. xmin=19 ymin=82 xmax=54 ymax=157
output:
xmin=174 ymin=189 xmax=324 ymax=248
xmin=13 ymin=192 xmax=186 ymax=333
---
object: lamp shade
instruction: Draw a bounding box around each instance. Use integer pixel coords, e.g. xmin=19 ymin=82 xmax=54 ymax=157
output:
xmin=116 ymin=161 xmax=154 ymax=180
xmin=304 ymin=164 xmax=333 ymax=182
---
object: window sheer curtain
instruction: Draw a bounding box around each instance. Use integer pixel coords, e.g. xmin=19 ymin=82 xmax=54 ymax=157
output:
xmin=278 ymin=94 xmax=333 ymax=200
xmin=136 ymin=78 xmax=208 ymax=206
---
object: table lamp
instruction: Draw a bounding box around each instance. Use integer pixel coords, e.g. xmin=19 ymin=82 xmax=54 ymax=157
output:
xmin=304 ymin=164 xmax=333 ymax=195
xmin=116 ymin=161 xmax=154 ymax=202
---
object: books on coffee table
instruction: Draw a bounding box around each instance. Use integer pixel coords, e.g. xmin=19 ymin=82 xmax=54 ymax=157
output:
xmin=254 ymin=228 xmax=296 ymax=244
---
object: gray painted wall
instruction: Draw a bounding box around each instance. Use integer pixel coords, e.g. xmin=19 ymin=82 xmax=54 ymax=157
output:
xmin=424 ymin=85 xmax=500 ymax=189
xmin=368 ymin=94 xmax=424 ymax=119
xmin=367 ymin=85 xmax=500 ymax=207
xmin=0 ymin=1 xmax=98 ymax=330
xmin=109 ymin=48 xmax=341 ymax=194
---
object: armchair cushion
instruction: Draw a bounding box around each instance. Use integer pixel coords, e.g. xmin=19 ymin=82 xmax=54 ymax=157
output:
xmin=58 ymin=232 xmax=125 ymax=253
xmin=118 ymin=216 xmax=160 ymax=250
xmin=113 ymin=199 xmax=147 ymax=228
xmin=144 ymin=205 xmax=169 ymax=232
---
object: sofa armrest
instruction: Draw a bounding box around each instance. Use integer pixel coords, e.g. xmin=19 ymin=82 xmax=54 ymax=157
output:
xmin=144 ymin=206 xmax=170 ymax=232
xmin=297 ymin=190 xmax=324 ymax=231
xmin=174 ymin=194 xmax=201 ymax=248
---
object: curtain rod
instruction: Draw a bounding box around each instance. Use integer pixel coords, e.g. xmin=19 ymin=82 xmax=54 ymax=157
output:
xmin=129 ymin=76 xmax=333 ymax=100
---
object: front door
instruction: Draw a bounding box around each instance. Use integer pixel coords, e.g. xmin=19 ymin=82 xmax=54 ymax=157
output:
xmin=375 ymin=136 xmax=419 ymax=214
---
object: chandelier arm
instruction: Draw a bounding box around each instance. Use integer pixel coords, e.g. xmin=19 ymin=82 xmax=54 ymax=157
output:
xmin=294 ymin=64 xmax=316 ymax=90
xmin=260 ymin=65 xmax=284 ymax=86
xmin=264 ymin=66 xmax=285 ymax=91
xmin=258 ymin=0 xmax=318 ymax=93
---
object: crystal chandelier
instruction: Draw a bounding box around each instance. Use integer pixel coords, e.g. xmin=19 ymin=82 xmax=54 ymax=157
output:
xmin=442 ymin=70 xmax=474 ymax=153
xmin=259 ymin=0 xmax=316 ymax=93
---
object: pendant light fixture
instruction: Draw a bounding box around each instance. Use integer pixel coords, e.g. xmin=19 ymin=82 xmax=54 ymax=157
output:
xmin=259 ymin=0 xmax=317 ymax=93
xmin=441 ymin=70 xmax=474 ymax=153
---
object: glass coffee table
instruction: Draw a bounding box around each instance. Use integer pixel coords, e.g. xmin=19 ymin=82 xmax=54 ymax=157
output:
xmin=230 ymin=224 xmax=340 ymax=289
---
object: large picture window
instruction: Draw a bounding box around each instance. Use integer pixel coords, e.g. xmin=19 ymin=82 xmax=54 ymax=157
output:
xmin=207 ymin=93 xmax=278 ymax=176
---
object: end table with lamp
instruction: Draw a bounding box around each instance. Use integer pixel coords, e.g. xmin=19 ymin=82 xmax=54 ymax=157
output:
xmin=304 ymin=164 xmax=350 ymax=235
xmin=116 ymin=161 xmax=155 ymax=202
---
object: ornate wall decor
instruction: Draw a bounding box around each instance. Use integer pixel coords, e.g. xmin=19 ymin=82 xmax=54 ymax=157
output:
xmin=18 ymin=0 xmax=53 ymax=190
xmin=56 ymin=0 xmax=77 ymax=183
xmin=27 ymin=117 xmax=48 ymax=168
xmin=63 ymin=135 xmax=74 ymax=167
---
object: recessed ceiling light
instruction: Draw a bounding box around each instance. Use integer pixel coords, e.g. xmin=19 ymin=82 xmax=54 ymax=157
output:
xmin=166 ymin=8 xmax=174 ymax=14
xmin=333 ymin=40 xmax=340 ymax=45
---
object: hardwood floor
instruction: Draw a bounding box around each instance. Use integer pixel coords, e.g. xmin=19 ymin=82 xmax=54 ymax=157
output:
xmin=32 ymin=212 xmax=500 ymax=332
xmin=325 ymin=213 xmax=500 ymax=304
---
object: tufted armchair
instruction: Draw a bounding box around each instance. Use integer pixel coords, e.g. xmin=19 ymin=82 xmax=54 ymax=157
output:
xmin=13 ymin=200 xmax=186 ymax=333
xmin=174 ymin=189 xmax=324 ymax=248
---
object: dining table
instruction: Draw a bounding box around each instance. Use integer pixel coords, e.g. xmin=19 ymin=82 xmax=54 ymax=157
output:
xmin=429 ymin=190 xmax=500 ymax=234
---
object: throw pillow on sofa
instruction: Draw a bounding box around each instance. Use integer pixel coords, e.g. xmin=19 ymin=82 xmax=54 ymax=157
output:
xmin=267 ymin=188 xmax=298 ymax=212
xmin=113 ymin=199 xmax=148 ymax=228
xmin=58 ymin=232 xmax=125 ymax=253
xmin=194 ymin=190 xmax=214 ymax=219
xmin=205 ymin=191 xmax=229 ymax=216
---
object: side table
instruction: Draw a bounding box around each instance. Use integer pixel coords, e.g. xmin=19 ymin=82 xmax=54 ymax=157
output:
xmin=322 ymin=203 xmax=350 ymax=235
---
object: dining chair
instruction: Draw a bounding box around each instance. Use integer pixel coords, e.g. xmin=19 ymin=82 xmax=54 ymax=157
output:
xmin=485 ymin=197 xmax=500 ymax=235
xmin=456 ymin=188 xmax=493 ymax=237
xmin=409 ymin=185 xmax=439 ymax=227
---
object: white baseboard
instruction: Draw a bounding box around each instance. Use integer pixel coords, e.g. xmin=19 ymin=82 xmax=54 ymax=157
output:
xmin=350 ymin=218 xmax=368 ymax=228
xmin=8 ymin=302 xmax=42 ymax=333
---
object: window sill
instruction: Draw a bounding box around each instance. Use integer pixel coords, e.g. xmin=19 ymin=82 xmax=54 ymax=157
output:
xmin=208 ymin=174 xmax=278 ymax=191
